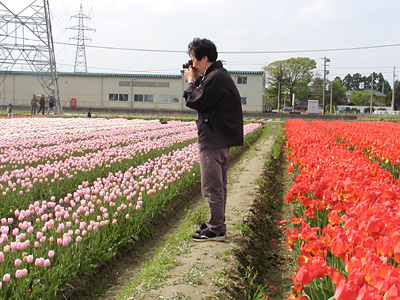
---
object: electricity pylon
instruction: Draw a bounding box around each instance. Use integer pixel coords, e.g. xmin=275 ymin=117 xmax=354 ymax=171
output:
xmin=67 ymin=4 xmax=95 ymax=73
xmin=0 ymin=0 xmax=60 ymax=110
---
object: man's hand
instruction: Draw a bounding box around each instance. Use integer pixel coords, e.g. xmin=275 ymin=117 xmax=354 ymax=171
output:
xmin=184 ymin=67 xmax=200 ymax=83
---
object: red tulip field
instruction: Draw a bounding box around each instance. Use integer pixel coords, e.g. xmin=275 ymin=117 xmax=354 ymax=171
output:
xmin=284 ymin=119 xmax=400 ymax=300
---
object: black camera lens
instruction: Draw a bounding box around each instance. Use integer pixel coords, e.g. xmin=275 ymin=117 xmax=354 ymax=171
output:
xmin=182 ymin=59 xmax=193 ymax=69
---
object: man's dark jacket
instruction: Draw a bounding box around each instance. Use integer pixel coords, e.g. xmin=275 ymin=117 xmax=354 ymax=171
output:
xmin=183 ymin=60 xmax=243 ymax=148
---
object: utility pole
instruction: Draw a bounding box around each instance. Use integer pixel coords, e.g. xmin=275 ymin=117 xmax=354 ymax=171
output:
xmin=277 ymin=81 xmax=281 ymax=112
xmin=322 ymin=57 xmax=330 ymax=115
xmin=370 ymin=73 xmax=374 ymax=114
xmin=392 ymin=67 xmax=396 ymax=112
xmin=330 ymin=82 xmax=333 ymax=114
xmin=0 ymin=0 xmax=61 ymax=112
xmin=67 ymin=4 xmax=95 ymax=73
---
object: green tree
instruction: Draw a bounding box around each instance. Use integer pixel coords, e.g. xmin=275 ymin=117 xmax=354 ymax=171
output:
xmin=343 ymin=72 xmax=391 ymax=95
xmin=343 ymin=74 xmax=352 ymax=90
xmin=265 ymin=57 xmax=317 ymax=107
xmin=310 ymin=76 xmax=324 ymax=101
xmin=330 ymin=77 xmax=347 ymax=107
xmin=386 ymin=80 xmax=400 ymax=110
xmin=351 ymin=73 xmax=366 ymax=90
xmin=295 ymin=85 xmax=311 ymax=100
xmin=365 ymin=72 xmax=392 ymax=95
xmin=351 ymin=90 xmax=371 ymax=105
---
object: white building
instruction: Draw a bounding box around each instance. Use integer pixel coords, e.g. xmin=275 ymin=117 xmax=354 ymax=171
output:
xmin=0 ymin=70 xmax=266 ymax=113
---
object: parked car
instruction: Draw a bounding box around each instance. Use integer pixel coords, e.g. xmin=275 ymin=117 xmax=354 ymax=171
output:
xmin=282 ymin=107 xmax=294 ymax=112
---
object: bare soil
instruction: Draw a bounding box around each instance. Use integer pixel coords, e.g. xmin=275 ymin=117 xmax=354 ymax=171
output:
xmin=56 ymin=125 xmax=296 ymax=300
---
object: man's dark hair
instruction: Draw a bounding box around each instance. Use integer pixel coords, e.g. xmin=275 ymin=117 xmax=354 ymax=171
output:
xmin=188 ymin=38 xmax=218 ymax=62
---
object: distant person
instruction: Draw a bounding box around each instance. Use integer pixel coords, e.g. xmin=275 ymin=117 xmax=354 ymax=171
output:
xmin=7 ymin=103 xmax=13 ymax=117
xmin=31 ymin=94 xmax=38 ymax=115
xmin=87 ymin=108 xmax=92 ymax=118
xmin=47 ymin=95 xmax=56 ymax=115
xmin=37 ymin=95 xmax=45 ymax=115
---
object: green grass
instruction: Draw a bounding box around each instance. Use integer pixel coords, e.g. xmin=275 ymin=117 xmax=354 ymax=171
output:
xmin=116 ymin=204 xmax=209 ymax=299
xmin=214 ymin=249 xmax=234 ymax=263
xmin=181 ymin=262 xmax=208 ymax=285
xmin=212 ymin=267 xmax=230 ymax=289
xmin=233 ymin=220 xmax=253 ymax=235
xmin=357 ymin=115 xmax=400 ymax=122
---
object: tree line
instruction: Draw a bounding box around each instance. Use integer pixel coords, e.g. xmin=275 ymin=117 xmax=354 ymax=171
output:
xmin=264 ymin=57 xmax=400 ymax=110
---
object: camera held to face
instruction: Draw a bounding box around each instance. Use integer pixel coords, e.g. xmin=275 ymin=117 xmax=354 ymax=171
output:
xmin=182 ymin=59 xmax=193 ymax=69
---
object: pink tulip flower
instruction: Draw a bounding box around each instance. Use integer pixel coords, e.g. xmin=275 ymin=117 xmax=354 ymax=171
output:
xmin=14 ymin=258 xmax=22 ymax=267
xmin=2 ymin=273 xmax=10 ymax=282
xmin=15 ymin=269 xmax=25 ymax=278
xmin=44 ymin=259 xmax=50 ymax=267
xmin=35 ymin=257 xmax=44 ymax=267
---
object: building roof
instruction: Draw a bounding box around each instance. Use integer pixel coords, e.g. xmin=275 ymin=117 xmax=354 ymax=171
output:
xmin=1 ymin=70 xmax=264 ymax=78
xmin=1 ymin=70 xmax=181 ymax=79
xmin=228 ymin=70 xmax=264 ymax=75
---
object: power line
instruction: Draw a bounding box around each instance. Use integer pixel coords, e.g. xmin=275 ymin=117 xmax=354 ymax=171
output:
xmin=53 ymin=40 xmax=400 ymax=75
xmin=54 ymin=41 xmax=186 ymax=53
xmin=53 ymin=41 xmax=400 ymax=54
xmin=221 ymin=43 xmax=400 ymax=54
xmin=330 ymin=66 xmax=395 ymax=70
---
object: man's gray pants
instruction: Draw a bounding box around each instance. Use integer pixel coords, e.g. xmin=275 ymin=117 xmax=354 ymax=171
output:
xmin=199 ymin=144 xmax=230 ymax=234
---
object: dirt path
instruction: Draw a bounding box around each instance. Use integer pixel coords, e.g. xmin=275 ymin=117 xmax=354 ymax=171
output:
xmin=95 ymin=129 xmax=277 ymax=300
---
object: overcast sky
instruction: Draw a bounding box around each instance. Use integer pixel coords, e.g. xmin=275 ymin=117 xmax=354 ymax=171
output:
xmin=4 ymin=0 xmax=400 ymax=82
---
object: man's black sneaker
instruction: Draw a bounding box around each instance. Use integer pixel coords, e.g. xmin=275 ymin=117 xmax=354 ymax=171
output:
xmin=191 ymin=228 xmax=226 ymax=242
xmin=195 ymin=223 xmax=207 ymax=234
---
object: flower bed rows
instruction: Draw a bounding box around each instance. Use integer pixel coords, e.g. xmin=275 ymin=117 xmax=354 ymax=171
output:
xmin=284 ymin=119 xmax=400 ymax=300
xmin=0 ymin=118 xmax=197 ymax=217
xmin=0 ymin=117 xmax=262 ymax=299
xmin=310 ymin=120 xmax=400 ymax=177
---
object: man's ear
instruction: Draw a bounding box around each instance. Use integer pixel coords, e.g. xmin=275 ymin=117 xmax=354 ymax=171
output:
xmin=200 ymin=56 xmax=209 ymax=63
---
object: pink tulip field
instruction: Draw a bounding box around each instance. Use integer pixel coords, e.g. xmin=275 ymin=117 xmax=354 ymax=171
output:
xmin=0 ymin=117 xmax=262 ymax=299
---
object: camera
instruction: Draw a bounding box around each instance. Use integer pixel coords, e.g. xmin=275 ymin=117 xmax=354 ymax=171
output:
xmin=182 ymin=59 xmax=193 ymax=69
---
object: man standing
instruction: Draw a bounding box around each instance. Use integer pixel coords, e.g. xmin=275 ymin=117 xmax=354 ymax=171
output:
xmin=31 ymin=94 xmax=38 ymax=115
xmin=183 ymin=38 xmax=243 ymax=242
xmin=37 ymin=95 xmax=45 ymax=115
xmin=47 ymin=95 xmax=56 ymax=115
